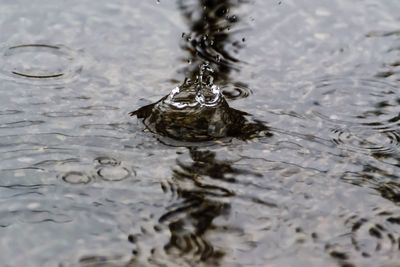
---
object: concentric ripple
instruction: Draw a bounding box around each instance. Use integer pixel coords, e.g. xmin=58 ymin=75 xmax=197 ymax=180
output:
xmin=331 ymin=127 xmax=400 ymax=154
xmin=221 ymin=82 xmax=252 ymax=100
xmin=94 ymin=156 xmax=134 ymax=182
xmin=307 ymin=77 xmax=400 ymax=153
xmin=309 ymin=77 xmax=400 ymax=125
xmin=94 ymin=156 xmax=121 ymax=167
xmin=344 ymin=211 xmax=400 ymax=258
xmin=0 ymin=44 xmax=82 ymax=85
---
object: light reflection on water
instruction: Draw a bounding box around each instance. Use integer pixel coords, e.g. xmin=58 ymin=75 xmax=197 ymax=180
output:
xmin=0 ymin=0 xmax=400 ymax=266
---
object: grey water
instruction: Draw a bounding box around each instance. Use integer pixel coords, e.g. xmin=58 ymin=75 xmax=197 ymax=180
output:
xmin=0 ymin=0 xmax=400 ymax=266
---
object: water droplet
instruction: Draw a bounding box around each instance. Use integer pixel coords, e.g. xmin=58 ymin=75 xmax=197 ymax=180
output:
xmin=227 ymin=15 xmax=238 ymax=23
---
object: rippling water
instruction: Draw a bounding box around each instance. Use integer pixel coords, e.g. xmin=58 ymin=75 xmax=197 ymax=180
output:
xmin=1 ymin=0 xmax=400 ymax=266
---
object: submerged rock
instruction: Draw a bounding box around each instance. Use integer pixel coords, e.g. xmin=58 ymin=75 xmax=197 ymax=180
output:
xmin=130 ymin=64 xmax=271 ymax=142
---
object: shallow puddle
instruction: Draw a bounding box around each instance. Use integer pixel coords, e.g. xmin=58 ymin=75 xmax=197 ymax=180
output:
xmin=0 ymin=0 xmax=400 ymax=266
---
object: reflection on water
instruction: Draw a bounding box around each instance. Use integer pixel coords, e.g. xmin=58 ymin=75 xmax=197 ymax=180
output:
xmin=128 ymin=1 xmax=271 ymax=264
xmin=126 ymin=147 xmax=266 ymax=266
xmin=1 ymin=0 xmax=400 ymax=266
xmin=178 ymin=0 xmax=241 ymax=71
xmin=178 ymin=0 xmax=250 ymax=99
xmin=159 ymin=148 xmax=234 ymax=265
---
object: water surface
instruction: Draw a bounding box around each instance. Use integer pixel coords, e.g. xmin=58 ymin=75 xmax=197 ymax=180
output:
xmin=1 ymin=0 xmax=400 ymax=266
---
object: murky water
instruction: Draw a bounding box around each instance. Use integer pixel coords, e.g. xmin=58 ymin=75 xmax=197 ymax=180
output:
xmin=1 ymin=0 xmax=400 ymax=266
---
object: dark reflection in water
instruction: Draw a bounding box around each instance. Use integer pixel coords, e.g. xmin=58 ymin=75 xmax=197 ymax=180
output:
xmin=131 ymin=0 xmax=266 ymax=144
xmin=368 ymin=28 xmax=400 ymax=86
xmin=124 ymin=147 xmax=265 ymax=266
xmin=178 ymin=0 xmax=242 ymax=80
xmin=342 ymin=162 xmax=400 ymax=205
xmin=158 ymin=148 xmax=235 ymax=265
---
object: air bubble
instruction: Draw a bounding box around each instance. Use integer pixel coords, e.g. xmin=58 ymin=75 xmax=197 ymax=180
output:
xmin=61 ymin=171 xmax=91 ymax=184
xmin=97 ymin=166 xmax=131 ymax=181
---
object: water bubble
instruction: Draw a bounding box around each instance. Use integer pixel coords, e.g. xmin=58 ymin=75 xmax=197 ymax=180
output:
xmin=97 ymin=166 xmax=131 ymax=181
xmin=94 ymin=156 xmax=121 ymax=166
xmin=61 ymin=171 xmax=91 ymax=184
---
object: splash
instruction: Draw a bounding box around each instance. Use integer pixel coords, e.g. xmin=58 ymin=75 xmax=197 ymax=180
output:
xmin=164 ymin=63 xmax=222 ymax=109
xmin=130 ymin=63 xmax=270 ymax=143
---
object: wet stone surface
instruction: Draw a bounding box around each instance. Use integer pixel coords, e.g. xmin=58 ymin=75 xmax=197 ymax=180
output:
xmin=0 ymin=0 xmax=400 ymax=266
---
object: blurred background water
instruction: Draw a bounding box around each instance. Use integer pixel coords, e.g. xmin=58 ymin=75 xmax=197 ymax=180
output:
xmin=0 ymin=0 xmax=400 ymax=266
